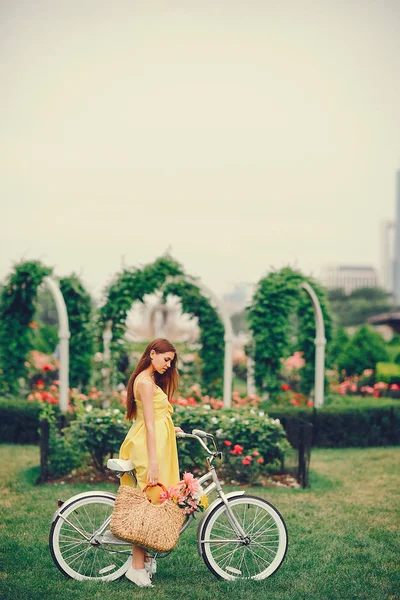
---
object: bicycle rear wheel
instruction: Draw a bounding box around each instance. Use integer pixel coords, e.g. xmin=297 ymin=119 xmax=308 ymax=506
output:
xmin=49 ymin=494 xmax=131 ymax=581
xmin=200 ymin=494 xmax=288 ymax=580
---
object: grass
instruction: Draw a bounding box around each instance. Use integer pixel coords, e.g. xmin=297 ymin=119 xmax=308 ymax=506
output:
xmin=0 ymin=445 xmax=399 ymax=600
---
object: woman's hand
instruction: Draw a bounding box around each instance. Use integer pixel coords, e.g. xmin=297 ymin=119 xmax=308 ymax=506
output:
xmin=146 ymin=461 xmax=159 ymax=487
xmin=174 ymin=426 xmax=184 ymax=434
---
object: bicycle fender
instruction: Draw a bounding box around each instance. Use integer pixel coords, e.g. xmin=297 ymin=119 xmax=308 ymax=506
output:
xmin=50 ymin=490 xmax=117 ymax=523
xmin=196 ymin=491 xmax=245 ymax=556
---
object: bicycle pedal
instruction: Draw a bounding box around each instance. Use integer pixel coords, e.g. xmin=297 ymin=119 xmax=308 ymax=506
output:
xmin=226 ymin=567 xmax=242 ymax=575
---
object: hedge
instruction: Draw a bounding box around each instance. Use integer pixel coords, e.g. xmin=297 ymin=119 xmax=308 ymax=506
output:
xmin=1 ymin=396 xmax=399 ymax=449
xmin=376 ymin=362 xmax=400 ymax=385
xmin=267 ymin=399 xmax=400 ymax=447
xmin=0 ymin=398 xmax=62 ymax=444
xmin=0 ymin=398 xmax=43 ymax=444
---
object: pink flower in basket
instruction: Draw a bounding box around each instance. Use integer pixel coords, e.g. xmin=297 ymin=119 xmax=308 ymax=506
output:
xmin=183 ymin=471 xmax=194 ymax=485
xmin=160 ymin=473 xmax=208 ymax=514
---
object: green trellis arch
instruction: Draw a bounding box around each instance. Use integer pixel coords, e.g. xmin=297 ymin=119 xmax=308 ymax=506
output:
xmin=98 ymin=255 xmax=225 ymax=397
xmin=0 ymin=260 xmax=94 ymax=396
xmin=246 ymin=267 xmax=333 ymax=402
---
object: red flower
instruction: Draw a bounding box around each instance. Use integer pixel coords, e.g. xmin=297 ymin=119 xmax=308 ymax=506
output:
xmin=224 ymin=440 xmax=232 ymax=446
xmin=290 ymin=399 xmax=300 ymax=406
xmin=232 ymin=444 xmax=244 ymax=455
xmin=257 ymin=457 xmax=264 ymax=464
xmin=42 ymin=363 xmax=54 ymax=371
xmin=245 ymin=455 xmax=253 ymax=461
xmin=281 ymin=384 xmax=290 ymax=391
xmin=306 ymin=400 xmax=314 ymax=407
xmin=29 ymin=321 xmax=38 ymax=328
xmin=252 ymin=450 xmax=260 ymax=457
xmin=36 ymin=379 xmax=44 ymax=386
xmin=242 ymin=459 xmax=251 ymax=466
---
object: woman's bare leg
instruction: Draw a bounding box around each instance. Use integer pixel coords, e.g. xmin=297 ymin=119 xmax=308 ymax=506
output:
xmin=132 ymin=545 xmax=145 ymax=569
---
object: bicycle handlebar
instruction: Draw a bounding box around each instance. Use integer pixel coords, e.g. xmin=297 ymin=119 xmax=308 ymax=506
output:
xmin=176 ymin=430 xmax=216 ymax=456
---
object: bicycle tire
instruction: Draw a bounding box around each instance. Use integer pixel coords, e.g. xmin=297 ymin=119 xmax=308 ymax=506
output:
xmin=49 ymin=493 xmax=131 ymax=581
xmin=199 ymin=494 xmax=288 ymax=580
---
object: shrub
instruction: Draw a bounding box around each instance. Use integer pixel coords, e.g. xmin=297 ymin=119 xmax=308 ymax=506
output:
xmin=327 ymin=327 xmax=350 ymax=369
xmin=172 ymin=405 xmax=290 ymax=473
xmin=375 ymin=362 xmax=400 ymax=385
xmin=67 ymin=407 xmax=129 ymax=472
xmin=47 ymin=428 xmax=87 ymax=478
xmin=221 ymin=444 xmax=267 ymax=484
xmin=338 ymin=325 xmax=389 ymax=376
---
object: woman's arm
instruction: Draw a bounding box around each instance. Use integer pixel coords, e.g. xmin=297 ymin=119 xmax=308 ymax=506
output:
xmin=138 ymin=379 xmax=159 ymax=486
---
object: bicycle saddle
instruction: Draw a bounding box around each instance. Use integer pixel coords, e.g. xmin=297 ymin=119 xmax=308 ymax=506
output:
xmin=107 ymin=458 xmax=135 ymax=472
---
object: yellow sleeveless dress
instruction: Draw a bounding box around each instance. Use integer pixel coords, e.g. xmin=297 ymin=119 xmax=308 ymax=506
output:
xmin=119 ymin=374 xmax=180 ymax=504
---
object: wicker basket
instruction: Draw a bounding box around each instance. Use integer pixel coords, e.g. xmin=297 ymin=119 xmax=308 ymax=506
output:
xmin=110 ymin=483 xmax=186 ymax=552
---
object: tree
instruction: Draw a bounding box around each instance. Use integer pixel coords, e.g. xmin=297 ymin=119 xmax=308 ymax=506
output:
xmin=327 ymin=288 xmax=347 ymax=302
xmin=327 ymin=286 xmax=397 ymax=327
xmin=338 ymin=325 xmax=389 ymax=376
xmin=231 ymin=310 xmax=249 ymax=335
xmin=327 ymin=326 xmax=350 ymax=369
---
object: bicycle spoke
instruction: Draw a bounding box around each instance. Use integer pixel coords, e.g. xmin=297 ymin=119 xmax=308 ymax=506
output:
xmin=78 ymin=545 xmax=92 ymax=575
xmin=247 ymin=544 xmax=273 ymax=568
xmin=252 ymin=541 xmax=280 ymax=556
xmin=248 ymin=510 xmax=274 ymax=537
xmin=59 ymin=539 xmax=87 ymax=552
xmin=251 ymin=519 xmax=277 ymax=538
xmin=245 ymin=545 xmax=264 ymax=574
xmin=201 ymin=496 xmax=287 ymax=581
xmin=51 ymin=496 xmax=131 ymax=581
xmin=210 ymin=517 xmax=234 ymax=535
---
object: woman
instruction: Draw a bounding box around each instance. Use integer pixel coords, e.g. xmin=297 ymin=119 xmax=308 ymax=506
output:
xmin=119 ymin=338 xmax=183 ymax=588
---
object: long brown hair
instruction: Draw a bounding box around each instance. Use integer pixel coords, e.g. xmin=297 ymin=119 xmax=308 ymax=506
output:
xmin=125 ymin=338 xmax=179 ymax=421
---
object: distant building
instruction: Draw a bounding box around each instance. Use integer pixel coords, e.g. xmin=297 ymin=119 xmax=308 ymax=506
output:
xmin=380 ymin=170 xmax=400 ymax=298
xmin=392 ymin=170 xmax=400 ymax=302
xmin=320 ymin=265 xmax=378 ymax=295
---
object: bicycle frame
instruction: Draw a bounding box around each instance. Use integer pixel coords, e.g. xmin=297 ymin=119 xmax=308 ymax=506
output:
xmin=176 ymin=433 xmax=247 ymax=542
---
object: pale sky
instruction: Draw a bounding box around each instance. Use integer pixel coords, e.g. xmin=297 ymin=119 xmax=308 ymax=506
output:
xmin=1 ymin=0 xmax=399 ymax=302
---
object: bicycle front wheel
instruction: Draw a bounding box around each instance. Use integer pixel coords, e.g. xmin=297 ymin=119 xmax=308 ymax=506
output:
xmin=200 ymin=495 xmax=288 ymax=580
xmin=49 ymin=494 xmax=131 ymax=581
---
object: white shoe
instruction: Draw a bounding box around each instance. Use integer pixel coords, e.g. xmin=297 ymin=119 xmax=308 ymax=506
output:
xmin=125 ymin=567 xmax=154 ymax=587
xmin=144 ymin=558 xmax=157 ymax=576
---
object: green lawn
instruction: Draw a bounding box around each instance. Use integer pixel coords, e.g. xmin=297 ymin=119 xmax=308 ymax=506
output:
xmin=0 ymin=445 xmax=399 ymax=600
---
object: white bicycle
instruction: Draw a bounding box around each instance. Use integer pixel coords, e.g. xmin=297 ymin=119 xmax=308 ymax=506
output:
xmin=49 ymin=429 xmax=288 ymax=581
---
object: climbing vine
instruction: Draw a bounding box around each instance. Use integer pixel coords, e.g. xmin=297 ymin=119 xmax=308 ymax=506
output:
xmin=98 ymin=255 xmax=184 ymax=356
xmin=99 ymin=254 xmax=225 ymax=395
xmin=0 ymin=255 xmax=227 ymax=398
xmin=59 ymin=275 xmax=95 ymax=388
xmin=163 ymin=278 xmax=225 ymax=396
xmin=246 ymin=267 xmax=332 ymax=399
xmin=0 ymin=261 xmax=94 ymax=395
xmin=0 ymin=261 xmax=52 ymax=395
